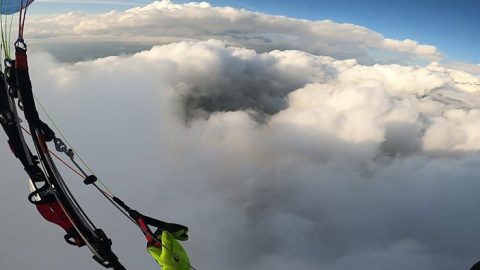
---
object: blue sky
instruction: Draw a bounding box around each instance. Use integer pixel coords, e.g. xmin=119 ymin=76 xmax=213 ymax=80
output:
xmin=33 ymin=0 xmax=479 ymax=63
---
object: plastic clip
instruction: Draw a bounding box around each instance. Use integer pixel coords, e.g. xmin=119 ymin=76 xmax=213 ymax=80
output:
xmin=14 ymin=39 xmax=27 ymax=50
xmin=84 ymin=175 xmax=98 ymax=185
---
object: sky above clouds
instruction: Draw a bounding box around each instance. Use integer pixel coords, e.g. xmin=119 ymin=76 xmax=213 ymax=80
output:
xmin=1 ymin=1 xmax=480 ymax=270
xmin=33 ymin=0 xmax=479 ymax=64
xmin=25 ymin=1 xmax=443 ymax=65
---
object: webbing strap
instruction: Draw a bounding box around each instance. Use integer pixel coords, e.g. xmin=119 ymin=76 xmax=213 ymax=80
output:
xmin=17 ymin=0 xmax=28 ymax=41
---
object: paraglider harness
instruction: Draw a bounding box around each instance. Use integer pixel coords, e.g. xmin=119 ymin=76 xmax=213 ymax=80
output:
xmin=0 ymin=37 xmax=126 ymax=268
xmin=0 ymin=3 xmax=193 ymax=270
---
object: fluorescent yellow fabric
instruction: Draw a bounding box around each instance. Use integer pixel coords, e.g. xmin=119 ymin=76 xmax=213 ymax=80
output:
xmin=147 ymin=231 xmax=190 ymax=270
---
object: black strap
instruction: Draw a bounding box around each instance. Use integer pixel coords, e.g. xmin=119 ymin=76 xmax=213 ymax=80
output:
xmin=0 ymin=70 xmax=38 ymax=168
xmin=112 ymin=196 xmax=188 ymax=240
xmin=63 ymin=231 xmax=85 ymax=247
xmin=27 ymin=185 xmax=56 ymax=205
xmin=14 ymin=45 xmax=55 ymax=141
xmin=129 ymin=209 xmax=188 ymax=238
xmin=15 ymin=46 xmax=37 ymax=123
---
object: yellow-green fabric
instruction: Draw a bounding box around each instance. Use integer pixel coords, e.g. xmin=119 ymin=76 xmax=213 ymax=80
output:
xmin=147 ymin=231 xmax=190 ymax=270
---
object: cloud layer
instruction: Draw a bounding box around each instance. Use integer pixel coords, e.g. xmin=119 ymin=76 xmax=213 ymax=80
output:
xmin=0 ymin=1 xmax=478 ymax=270
xmin=27 ymin=0 xmax=441 ymax=64
xmin=0 ymin=39 xmax=479 ymax=270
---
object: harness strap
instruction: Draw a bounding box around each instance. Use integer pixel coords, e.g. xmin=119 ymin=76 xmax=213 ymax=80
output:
xmin=128 ymin=209 xmax=189 ymax=247
xmin=14 ymin=44 xmax=37 ymax=124
xmin=14 ymin=44 xmax=55 ymax=141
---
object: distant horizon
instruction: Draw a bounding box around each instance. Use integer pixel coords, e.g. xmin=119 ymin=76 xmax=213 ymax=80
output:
xmin=31 ymin=0 xmax=479 ymax=65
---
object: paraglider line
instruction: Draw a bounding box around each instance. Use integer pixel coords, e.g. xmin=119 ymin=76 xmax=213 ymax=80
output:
xmin=21 ymin=124 xmax=198 ymax=270
xmin=21 ymin=125 xmax=86 ymax=178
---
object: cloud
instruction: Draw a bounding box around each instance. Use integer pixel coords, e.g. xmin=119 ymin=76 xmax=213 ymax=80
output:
xmin=447 ymin=62 xmax=480 ymax=76
xmin=0 ymin=1 xmax=478 ymax=269
xmin=37 ymin=0 xmax=139 ymax=5
xmin=25 ymin=0 xmax=441 ymax=64
xmin=1 ymin=40 xmax=479 ymax=270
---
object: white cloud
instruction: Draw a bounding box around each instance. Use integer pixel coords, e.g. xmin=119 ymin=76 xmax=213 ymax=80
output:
xmin=447 ymin=62 xmax=480 ymax=76
xmin=25 ymin=0 xmax=441 ymax=64
xmin=0 ymin=1 xmax=478 ymax=269
xmin=1 ymin=40 xmax=479 ymax=270
xmin=383 ymin=38 xmax=439 ymax=58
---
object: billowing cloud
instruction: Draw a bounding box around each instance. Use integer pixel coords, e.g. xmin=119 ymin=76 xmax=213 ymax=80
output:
xmin=26 ymin=0 xmax=441 ymax=64
xmin=1 ymin=39 xmax=479 ymax=270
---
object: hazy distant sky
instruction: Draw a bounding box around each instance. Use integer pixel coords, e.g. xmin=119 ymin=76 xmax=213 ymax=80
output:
xmin=32 ymin=0 xmax=479 ymax=64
